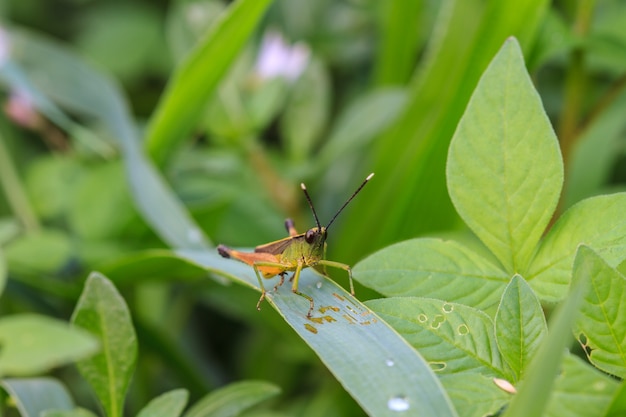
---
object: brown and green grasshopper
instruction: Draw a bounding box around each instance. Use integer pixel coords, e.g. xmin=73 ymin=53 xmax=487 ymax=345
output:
xmin=217 ymin=173 xmax=373 ymax=317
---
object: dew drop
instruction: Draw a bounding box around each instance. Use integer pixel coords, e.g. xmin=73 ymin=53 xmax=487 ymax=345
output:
xmin=385 ymin=358 xmax=395 ymax=367
xmin=442 ymin=302 xmax=454 ymax=313
xmin=417 ymin=313 xmax=428 ymax=323
xmin=316 ymin=281 xmax=323 ymax=289
xmin=387 ymin=395 xmax=410 ymax=412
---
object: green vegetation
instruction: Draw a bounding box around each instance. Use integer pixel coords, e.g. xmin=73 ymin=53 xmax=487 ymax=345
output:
xmin=1 ymin=1 xmax=625 ymax=416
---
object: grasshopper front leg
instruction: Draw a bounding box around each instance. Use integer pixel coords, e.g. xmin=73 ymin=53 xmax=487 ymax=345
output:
xmin=290 ymin=261 xmax=314 ymax=318
xmin=251 ymin=261 xmax=313 ymax=317
xmin=317 ymin=259 xmax=355 ymax=296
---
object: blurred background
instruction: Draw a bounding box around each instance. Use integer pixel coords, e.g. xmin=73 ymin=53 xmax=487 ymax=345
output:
xmin=1 ymin=0 xmax=626 ymax=415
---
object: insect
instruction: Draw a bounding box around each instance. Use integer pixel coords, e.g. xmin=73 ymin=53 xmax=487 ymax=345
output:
xmin=217 ymin=173 xmax=374 ymax=318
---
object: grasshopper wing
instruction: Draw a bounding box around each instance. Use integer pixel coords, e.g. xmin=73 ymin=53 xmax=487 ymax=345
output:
xmin=255 ymin=235 xmax=303 ymax=255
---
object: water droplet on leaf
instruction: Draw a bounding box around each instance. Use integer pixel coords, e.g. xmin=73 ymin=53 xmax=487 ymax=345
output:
xmin=387 ymin=395 xmax=410 ymax=412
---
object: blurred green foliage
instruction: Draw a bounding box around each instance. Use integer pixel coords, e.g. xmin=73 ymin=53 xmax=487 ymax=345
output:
xmin=1 ymin=0 xmax=626 ymax=416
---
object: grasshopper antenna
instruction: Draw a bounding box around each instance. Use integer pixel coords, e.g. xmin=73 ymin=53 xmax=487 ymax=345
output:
xmin=301 ymin=182 xmax=322 ymax=230
xmin=326 ymin=173 xmax=374 ymax=230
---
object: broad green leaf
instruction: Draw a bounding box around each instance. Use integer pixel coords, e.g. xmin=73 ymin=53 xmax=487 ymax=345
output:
xmin=502 ymin=245 xmax=589 ymax=417
xmin=184 ymin=381 xmax=278 ymax=417
xmin=71 ymin=273 xmax=137 ymax=417
xmin=494 ymin=275 xmax=547 ymax=380
xmin=43 ymin=409 xmax=99 ymax=417
xmin=447 ymin=38 xmax=563 ymax=274
xmin=572 ymin=246 xmax=626 ymax=378
xmin=440 ymin=373 xmax=510 ymax=417
xmin=545 ymin=354 xmax=618 ymax=417
xmin=25 ymin=156 xmax=83 ymax=220
xmin=528 ymin=193 xmax=626 ymax=302
xmin=0 ymin=315 xmax=99 ymax=376
xmin=68 ymin=161 xmax=135 ymax=239
xmin=137 ymin=389 xmax=189 ymax=417
xmin=145 ymin=0 xmax=273 ymax=164
xmin=354 ymin=238 xmax=509 ymax=311
xmin=1 ymin=378 xmax=74 ymax=417
xmin=5 ymin=229 xmax=72 ymax=274
xmin=179 ymin=249 xmax=458 ymax=417
xmin=366 ymin=297 xmax=507 ymax=377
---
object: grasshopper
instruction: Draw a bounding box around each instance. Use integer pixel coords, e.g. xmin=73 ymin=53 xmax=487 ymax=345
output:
xmin=217 ymin=173 xmax=374 ymax=317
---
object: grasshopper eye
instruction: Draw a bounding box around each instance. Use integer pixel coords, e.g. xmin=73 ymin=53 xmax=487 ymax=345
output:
xmin=305 ymin=229 xmax=316 ymax=243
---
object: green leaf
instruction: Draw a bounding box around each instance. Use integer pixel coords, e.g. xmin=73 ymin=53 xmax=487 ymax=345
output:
xmin=43 ymin=409 xmax=99 ymax=417
xmin=447 ymin=37 xmax=563 ymax=273
xmin=99 ymin=249 xmax=211 ymax=286
xmin=366 ymin=297 xmax=507 ymax=377
xmin=354 ymin=238 xmax=509 ymax=311
xmin=317 ymin=88 xmax=406 ymax=170
xmin=545 ymin=354 xmax=619 ymax=417
xmin=137 ymin=389 xmax=189 ymax=417
xmin=528 ymin=193 xmax=626 ymax=302
xmin=501 ymin=245 xmax=590 ymax=417
xmin=5 ymin=229 xmax=72 ymax=274
xmin=562 ymin=88 xmax=626 ymax=208
xmin=0 ymin=249 xmax=6 ymax=297
xmin=184 ymin=381 xmax=278 ymax=417
xmin=71 ymin=272 xmax=137 ymax=417
xmin=605 ymin=380 xmax=626 ymax=417
xmin=178 ymin=249 xmax=458 ymax=417
xmin=440 ymin=373 xmax=510 ymax=417
xmin=494 ymin=275 xmax=547 ymax=380
xmin=573 ymin=246 xmax=626 ymax=378
xmin=0 ymin=315 xmax=99 ymax=376
xmin=281 ymin=58 xmax=330 ymax=162
xmin=373 ymin=0 xmax=427 ymax=86
xmin=145 ymin=0 xmax=273 ymax=164
xmin=1 ymin=377 xmax=74 ymax=417
xmin=3 ymin=26 xmax=210 ymax=250
xmin=68 ymin=161 xmax=135 ymax=239
xmin=337 ymin=1 xmax=549 ymax=261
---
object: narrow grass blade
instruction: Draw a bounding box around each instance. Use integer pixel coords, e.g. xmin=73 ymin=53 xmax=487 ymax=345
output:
xmin=178 ymin=249 xmax=459 ymax=417
xmin=145 ymin=0 xmax=273 ymax=164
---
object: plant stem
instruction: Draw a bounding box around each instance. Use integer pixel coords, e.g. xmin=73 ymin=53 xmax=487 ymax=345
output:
xmin=0 ymin=122 xmax=40 ymax=233
xmin=557 ymin=0 xmax=596 ymax=167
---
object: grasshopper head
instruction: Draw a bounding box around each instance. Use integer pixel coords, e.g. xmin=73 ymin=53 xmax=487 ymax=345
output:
xmin=304 ymin=226 xmax=327 ymax=249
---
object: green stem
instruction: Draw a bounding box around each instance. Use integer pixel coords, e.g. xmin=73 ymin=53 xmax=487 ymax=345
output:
xmin=0 ymin=122 xmax=40 ymax=233
xmin=557 ymin=0 xmax=596 ymax=167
